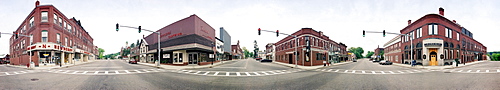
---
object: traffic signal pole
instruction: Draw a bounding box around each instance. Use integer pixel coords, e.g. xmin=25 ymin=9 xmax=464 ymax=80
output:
xmin=116 ymin=24 xmax=161 ymax=68
xmin=259 ymin=28 xmax=298 ymax=68
xmin=1 ymin=32 xmax=33 ymax=69
xmin=363 ymin=30 xmax=413 ymax=64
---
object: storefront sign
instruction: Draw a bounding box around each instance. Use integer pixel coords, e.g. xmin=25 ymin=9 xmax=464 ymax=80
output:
xmin=424 ymin=43 xmax=442 ymax=47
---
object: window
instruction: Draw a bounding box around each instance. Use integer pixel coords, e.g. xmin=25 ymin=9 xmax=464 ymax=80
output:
xmin=70 ymin=40 xmax=72 ymax=46
xmin=68 ymin=25 xmax=72 ymax=32
xmin=41 ymin=11 xmax=48 ymax=22
xmin=54 ymin=14 xmax=58 ymax=24
xmin=56 ymin=33 xmax=60 ymax=43
xmin=59 ymin=17 xmax=62 ymax=26
xmin=418 ymin=28 xmax=422 ymax=38
xmin=21 ymin=25 xmax=25 ymax=33
xmin=428 ymin=24 xmax=438 ymax=35
xmin=22 ymin=39 xmax=25 ymax=49
xmin=65 ymin=37 xmax=68 ymax=46
xmin=445 ymin=28 xmax=453 ymax=38
xmin=41 ymin=30 xmax=48 ymax=42
xmin=30 ymin=34 xmax=33 ymax=45
xmin=457 ymin=33 xmax=460 ymax=41
xmin=64 ymin=21 xmax=67 ymax=30
xmin=29 ymin=17 xmax=35 ymax=27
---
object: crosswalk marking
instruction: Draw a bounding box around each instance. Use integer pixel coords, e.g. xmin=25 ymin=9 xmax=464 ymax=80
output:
xmin=467 ymin=70 xmax=472 ymax=72
xmin=253 ymin=72 xmax=261 ymax=75
xmin=327 ymin=69 xmax=333 ymax=72
xmin=203 ymin=71 xmax=210 ymax=75
xmin=72 ymin=71 xmax=79 ymax=74
xmin=245 ymin=72 xmax=251 ymax=76
xmin=362 ymin=71 xmax=366 ymax=73
xmin=226 ymin=72 xmax=230 ymax=76
xmin=5 ymin=72 xmax=10 ymax=75
xmin=14 ymin=72 xmax=20 ymax=74
xmin=82 ymin=71 xmax=88 ymax=74
xmin=94 ymin=71 xmax=99 ymax=74
xmin=321 ymin=69 xmax=326 ymax=71
xmin=498 ymin=69 xmax=500 ymax=72
xmin=389 ymin=71 xmax=395 ymax=74
xmin=135 ymin=70 xmax=143 ymax=73
xmin=214 ymin=72 xmax=219 ymax=75
xmin=262 ymin=72 xmax=270 ymax=75
xmin=486 ymin=70 xmax=489 ymax=72
xmin=236 ymin=72 xmax=241 ymax=76
xmin=194 ymin=71 xmax=201 ymax=74
xmin=457 ymin=70 xmax=463 ymax=72
xmin=476 ymin=70 xmax=480 ymax=73
xmin=398 ymin=71 xmax=404 ymax=73
xmin=372 ymin=71 xmax=376 ymax=74
xmin=351 ymin=70 xmax=355 ymax=73
xmin=105 ymin=71 xmax=109 ymax=74
xmin=334 ymin=70 xmax=339 ymax=72
xmin=380 ymin=71 xmax=385 ymax=74
xmin=125 ymin=70 xmax=130 ymax=73
xmin=115 ymin=71 xmax=120 ymax=74
xmin=344 ymin=70 xmax=348 ymax=73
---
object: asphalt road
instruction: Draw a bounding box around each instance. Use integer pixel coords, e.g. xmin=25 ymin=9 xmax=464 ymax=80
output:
xmin=0 ymin=59 xmax=499 ymax=89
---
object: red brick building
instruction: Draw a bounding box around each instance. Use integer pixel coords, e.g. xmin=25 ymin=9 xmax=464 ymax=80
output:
xmin=373 ymin=46 xmax=384 ymax=60
xmin=275 ymin=28 xmax=348 ymax=66
xmin=9 ymin=1 xmax=97 ymax=66
xmin=384 ymin=8 xmax=487 ymax=66
xmin=231 ymin=40 xmax=243 ymax=59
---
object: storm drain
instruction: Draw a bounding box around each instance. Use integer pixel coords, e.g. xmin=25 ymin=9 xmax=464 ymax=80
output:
xmin=30 ymin=78 xmax=39 ymax=81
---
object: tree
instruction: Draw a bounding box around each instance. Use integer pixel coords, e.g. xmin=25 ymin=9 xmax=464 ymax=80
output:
xmin=365 ymin=51 xmax=374 ymax=58
xmin=253 ymin=40 xmax=259 ymax=58
xmin=493 ymin=54 xmax=500 ymax=61
xmin=242 ymin=47 xmax=251 ymax=59
xmin=98 ymin=48 xmax=105 ymax=59
xmin=348 ymin=47 xmax=364 ymax=59
xmin=130 ymin=43 xmax=135 ymax=48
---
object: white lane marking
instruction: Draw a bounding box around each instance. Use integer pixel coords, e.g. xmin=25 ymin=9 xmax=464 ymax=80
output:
xmin=315 ymin=69 xmax=321 ymax=71
xmin=185 ymin=70 xmax=193 ymax=73
xmin=125 ymin=70 xmax=130 ymax=73
xmin=371 ymin=71 xmax=376 ymax=74
xmin=72 ymin=71 xmax=79 ymax=74
xmin=19 ymin=71 xmax=27 ymax=73
xmin=476 ymin=70 xmax=480 ymax=73
xmin=194 ymin=71 xmax=201 ymax=74
xmin=94 ymin=71 xmax=99 ymax=74
xmin=253 ymin=72 xmax=261 ymax=76
xmin=269 ymin=71 xmax=278 ymax=74
xmin=144 ymin=69 xmax=151 ymax=72
xmin=334 ymin=70 xmax=339 ymax=72
xmin=236 ymin=72 xmax=241 ymax=76
xmin=135 ymin=70 xmax=143 ymax=73
xmin=115 ymin=71 xmax=120 ymax=74
xmin=82 ymin=71 xmax=88 ymax=74
xmin=14 ymin=72 xmax=20 ymax=74
xmin=497 ymin=69 xmax=500 ymax=72
xmin=5 ymin=72 xmax=10 ymax=75
xmin=457 ymin=70 xmax=463 ymax=72
xmin=467 ymin=70 xmax=472 ymax=72
xmin=245 ymin=72 xmax=251 ymax=76
xmin=486 ymin=70 xmax=489 ymax=72
xmin=262 ymin=72 xmax=270 ymax=75
xmin=105 ymin=71 xmax=109 ymax=74
xmin=321 ymin=69 xmax=326 ymax=71
xmin=362 ymin=71 xmax=366 ymax=73
xmin=327 ymin=69 xmax=333 ymax=72
xmin=203 ymin=72 xmax=210 ymax=75
xmin=62 ymin=70 xmax=71 ymax=73
xmin=398 ymin=71 xmax=404 ymax=73
xmin=351 ymin=70 xmax=355 ymax=73
xmin=344 ymin=70 xmax=348 ymax=73
xmin=389 ymin=71 xmax=395 ymax=74
xmin=380 ymin=71 xmax=386 ymax=74
xmin=214 ymin=72 xmax=219 ymax=75
xmin=226 ymin=72 xmax=230 ymax=76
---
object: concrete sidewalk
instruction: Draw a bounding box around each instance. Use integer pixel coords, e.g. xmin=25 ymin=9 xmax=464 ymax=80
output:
xmin=272 ymin=61 xmax=353 ymax=70
xmin=5 ymin=60 xmax=98 ymax=70
xmin=393 ymin=60 xmax=489 ymax=70
xmin=137 ymin=59 xmax=240 ymax=70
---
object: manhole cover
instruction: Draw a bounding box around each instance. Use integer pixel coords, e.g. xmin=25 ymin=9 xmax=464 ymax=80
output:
xmin=30 ymin=78 xmax=39 ymax=81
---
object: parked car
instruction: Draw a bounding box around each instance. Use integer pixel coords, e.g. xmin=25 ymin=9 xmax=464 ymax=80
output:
xmin=372 ymin=60 xmax=381 ymax=63
xmin=379 ymin=60 xmax=393 ymax=65
xmin=353 ymin=59 xmax=357 ymax=62
xmin=129 ymin=59 xmax=137 ymax=64
xmin=260 ymin=59 xmax=272 ymax=62
xmin=255 ymin=57 xmax=262 ymax=60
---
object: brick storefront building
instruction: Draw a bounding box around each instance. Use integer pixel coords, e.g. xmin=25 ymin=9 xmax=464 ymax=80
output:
xmin=9 ymin=1 xmax=97 ymax=66
xmin=384 ymin=8 xmax=487 ymax=66
xmin=275 ymin=28 xmax=348 ymax=66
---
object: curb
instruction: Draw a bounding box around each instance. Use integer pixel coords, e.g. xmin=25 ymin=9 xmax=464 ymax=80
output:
xmin=136 ymin=63 xmax=165 ymax=69
xmin=5 ymin=61 xmax=98 ymax=70
xmin=136 ymin=60 xmax=238 ymax=70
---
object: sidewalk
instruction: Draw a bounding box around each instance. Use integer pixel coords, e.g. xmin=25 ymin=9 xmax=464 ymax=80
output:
xmin=272 ymin=61 xmax=353 ymax=70
xmin=393 ymin=60 xmax=489 ymax=70
xmin=5 ymin=60 xmax=98 ymax=70
xmin=137 ymin=59 xmax=240 ymax=70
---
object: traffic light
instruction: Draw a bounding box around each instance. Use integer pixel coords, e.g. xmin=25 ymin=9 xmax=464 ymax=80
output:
xmin=116 ymin=23 xmax=119 ymax=31
xmin=258 ymin=28 xmax=261 ymax=35
xmin=363 ymin=30 xmax=365 ymax=37
xmin=138 ymin=26 xmax=142 ymax=33
xmin=14 ymin=32 xmax=18 ymax=38
xmin=0 ymin=32 xmax=2 ymax=38
xmin=383 ymin=30 xmax=386 ymax=37
xmin=276 ymin=30 xmax=279 ymax=37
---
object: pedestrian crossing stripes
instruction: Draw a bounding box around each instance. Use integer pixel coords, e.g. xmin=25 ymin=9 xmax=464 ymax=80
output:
xmin=45 ymin=69 xmax=168 ymax=75
xmin=172 ymin=69 xmax=304 ymax=77
xmin=444 ymin=69 xmax=500 ymax=73
xmin=315 ymin=69 xmax=433 ymax=74
xmin=0 ymin=70 xmax=45 ymax=76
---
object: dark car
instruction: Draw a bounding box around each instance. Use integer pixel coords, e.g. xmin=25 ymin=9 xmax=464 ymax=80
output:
xmin=260 ymin=59 xmax=272 ymax=62
xmin=372 ymin=60 xmax=381 ymax=63
xmin=379 ymin=60 xmax=393 ymax=65
xmin=129 ymin=59 xmax=137 ymax=64
xmin=255 ymin=57 xmax=262 ymax=60
xmin=353 ymin=59 xmax=357 ymax=62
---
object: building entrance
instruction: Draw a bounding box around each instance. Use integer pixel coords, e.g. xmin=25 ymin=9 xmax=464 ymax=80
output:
xmin=288 ymin=54 xmax=293 ymax=64
xmin=429 ymin=48 xmax=438 ymax=66
xmin=188 ymin=53 xmax=198 ymax=64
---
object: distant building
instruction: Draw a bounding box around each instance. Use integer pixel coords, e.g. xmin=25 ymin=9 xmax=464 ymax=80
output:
xmin=374 ymin=46 xmax=384 ymax=60
xmin=231 ymin=40 xmax=243 ymax=59
xmin=274 ymin=28 xmax=348 ymax=66
xmin=383 ymin=7 xmax=487 ymax=66
xmin=265 ymin=43 xmax=275 ymax=60
xmin=219 ymin=27 xmax=232 ymax=60
xmin=215 ymin=37 xmax=224 ymax=61
xmin=143 ymin=14 xmax=216 ymax=66
xmin=9 ymin=1 xmax=97 ymax=66
xmin=0 ymin=54 xmax=10 ymax=64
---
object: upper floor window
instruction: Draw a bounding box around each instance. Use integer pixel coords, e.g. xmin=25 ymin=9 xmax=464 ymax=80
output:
xmin=457 ymin=33 xmax=460 ymax=41
xmin=64 ymin=21 xmax=67 ymax=30
xmin=53 ymin=14 xmax=58 ymax=24
xmin=21 ymin=25 xmax=26 ymax=33
xmin=65 ymin=37 xmax=68 ymax=46
xmin=56 ymin=33 xmax=60 ymax=43
xmin=41 ymin=11 xmax=48 ymax=22
xmin=29 ymin=17 xmax=35 ymax=27
xmin=30 ymin=34 xmax=33 ymax=45
xmin=41 ymin=30 xmax=48 ymax=42
xmin=416 ymin=28 xmax=422 ymax=38
xmin=58 ymin=17 xmax=62 ymax=26
xmin=68 ymin=25 xmax=72 ymax=32
xmin=428 ymin=24 xmax=438 ymax=35
xmin=445 ymin=28 xmax=453 ymax=38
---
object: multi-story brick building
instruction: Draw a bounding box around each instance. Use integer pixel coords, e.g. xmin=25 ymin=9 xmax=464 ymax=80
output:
xmin=373 ymin=46 xmax=384 ymax=60
xmin=384 ymin=7 xmax=487 ymax=66
xmin=265 ymin=43 xmax=275 ymax=60
xmin=274 ymin=28 xmax=348 ymax=66
xmin=231 ymin=40 xmax=243 ymax=59
xmin=9 ymin=1 xmax=97 ymax=66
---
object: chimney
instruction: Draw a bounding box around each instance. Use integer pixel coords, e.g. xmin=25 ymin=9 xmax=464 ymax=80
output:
xmin=453 ymin=20 xmax=456 ymax=23
xmin=439 ymin=7 xmax=444 ymax=16
xmin=408 ymin=20 xmax=412 ymax=25
xmin=35 ymin=0 xmax=40 ymax=6
xmin=319 ymin=31 xmax=323 ymax=36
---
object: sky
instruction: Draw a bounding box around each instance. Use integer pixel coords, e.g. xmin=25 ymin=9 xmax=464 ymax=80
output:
xmin=1 ymin=0 xmax=499 ymax=55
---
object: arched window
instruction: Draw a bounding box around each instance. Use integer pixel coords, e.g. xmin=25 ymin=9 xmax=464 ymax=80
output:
xmin=41 ymin=30 xmax=48 ymax=42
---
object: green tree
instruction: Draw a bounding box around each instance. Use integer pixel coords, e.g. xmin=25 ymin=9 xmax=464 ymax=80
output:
xmin=98 ymin=48 xmax=105 ymax=59
xmin=348 ymin=47 xmax=364 ymax=59
xmin=242 ymin=47 xmax=251 ymax=59
xmin=493 ymin=54 xmax=500 ymax=61
xmin=130 ymin=43 xmax=135 ymax=48
xmin=365 ymin=51 xmax=374 ymax=58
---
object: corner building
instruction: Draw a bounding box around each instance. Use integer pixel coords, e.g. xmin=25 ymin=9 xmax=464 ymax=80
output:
xmin=275 ymin=28 xmax=348 ymax=66
xmin=9 ymin=1 xmax=97 ymax=66
xmin=144 ymin=14 xmax=216 ymax=66
xmin=384 ymin=8 xmax=487 ymax=66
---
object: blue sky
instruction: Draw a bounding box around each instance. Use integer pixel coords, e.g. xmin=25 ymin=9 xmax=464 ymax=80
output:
xmin=1 ymin=0 xmax=499 ymax=55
